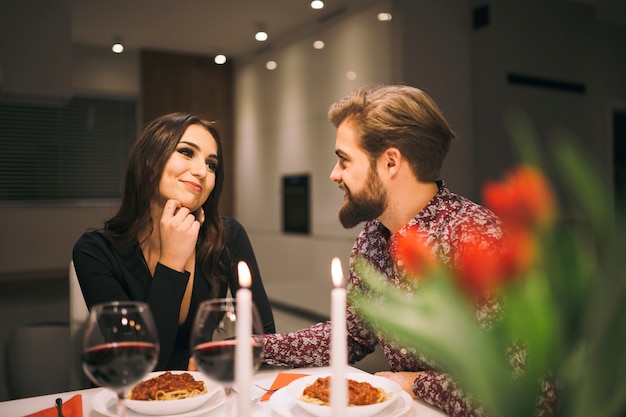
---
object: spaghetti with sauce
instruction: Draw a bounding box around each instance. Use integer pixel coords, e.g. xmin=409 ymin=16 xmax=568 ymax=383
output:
xmin=300 ymin=376 xmax=391 ymax=406
xmin=128 ymin=371 xmax=207 ymax=401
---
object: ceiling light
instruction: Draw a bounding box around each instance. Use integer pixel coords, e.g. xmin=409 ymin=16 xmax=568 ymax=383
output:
xmin=214 ymin=54 xmax=227 ymax=65
xmin=311 ymin=0 xmax=324 ymax=9
xmin=313 ymin=40 xmax=325 ymax=50
xmin=255 ymin=23 xmax=269 ymax=42
xmin=111 ymin=36 xmax=124 ymax=53
xmin=377 ymin=12 xmax=393 ymax=21
xmin=266 ymin=60 xmax=278 ymax=70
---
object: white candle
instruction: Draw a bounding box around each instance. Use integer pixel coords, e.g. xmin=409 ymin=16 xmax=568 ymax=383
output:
xmin=330 ymin=257 xmax=348 ymax=417
xmin=235 ymin=261 xmax=252 ymax=417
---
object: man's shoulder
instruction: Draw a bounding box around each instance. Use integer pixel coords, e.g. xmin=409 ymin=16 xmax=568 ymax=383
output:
xmin=440 ymin=190 xmax=499 ymax=219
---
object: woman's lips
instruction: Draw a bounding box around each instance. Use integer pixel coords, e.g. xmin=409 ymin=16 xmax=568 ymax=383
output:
xmin=182 ymin=181 xmax=202 ymax=192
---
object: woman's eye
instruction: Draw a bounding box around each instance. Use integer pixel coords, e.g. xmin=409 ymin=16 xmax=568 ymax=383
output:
xmin=207 ymin=160 xmax=218 ymax=172
xmin=177 ymin=148 xmax=194 ymax=158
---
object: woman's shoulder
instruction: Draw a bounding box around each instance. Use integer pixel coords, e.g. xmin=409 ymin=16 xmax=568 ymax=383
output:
xmin=73 ymin=229 xmax=117 ymax=265
xmin=73 ymin=228 xmax=134 ymax=259
xmin=221 ymin=216 xmax=246 ymax=234
xmin=74 ymin=228 xmax=108 ymax=248
xmin=220 ymin=217 xmax=252 ymax=246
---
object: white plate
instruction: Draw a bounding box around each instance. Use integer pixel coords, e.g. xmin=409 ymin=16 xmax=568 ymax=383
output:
xmin=124 ymin=371 xmax=219 ymax=415
xmin=92 ymin=385 xmax=225 ymax=417
xmin=269 ymin=382 xmax=414 ymax=417
xmin=284 ymin=373 xmax=402 ymax=417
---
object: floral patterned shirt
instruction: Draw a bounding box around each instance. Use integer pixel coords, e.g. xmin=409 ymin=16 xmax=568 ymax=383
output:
xmin=263 ymin=181 xmax=554 ymax=417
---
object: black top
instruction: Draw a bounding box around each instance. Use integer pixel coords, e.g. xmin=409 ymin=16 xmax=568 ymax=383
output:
xmin=72 ymin=217 xmax=275 ymax=370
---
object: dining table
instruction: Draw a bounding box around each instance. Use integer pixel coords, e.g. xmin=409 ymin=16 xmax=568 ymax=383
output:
xmin=0 ymin=365 xmax=447 ymax=417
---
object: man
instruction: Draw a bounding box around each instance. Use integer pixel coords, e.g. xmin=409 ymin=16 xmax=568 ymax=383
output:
xmin=262 ymin=85 xmax=520 ymax=417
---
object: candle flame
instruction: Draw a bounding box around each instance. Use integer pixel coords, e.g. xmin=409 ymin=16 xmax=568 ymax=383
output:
xmin=331 ymin=257 xmax=344 ymax=287
xmin=238 ymin=261 xmax=251 ymax=287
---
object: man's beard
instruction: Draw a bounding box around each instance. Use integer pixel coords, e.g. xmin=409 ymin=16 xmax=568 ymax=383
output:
xmin=338 ymin=169 xmax=387 ymax=229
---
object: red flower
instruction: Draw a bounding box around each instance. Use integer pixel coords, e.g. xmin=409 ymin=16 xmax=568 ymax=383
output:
xmin=500 ymin=225 xmax=536 ymax=278
xmin=483 ymin=166 xmax=556 ymax=230
xmin=453 ymin=226 xmax=506 ymax=299
xmin=392 ymin=229 xmax=436 ymax=280
xmin=454 ymin=224 xmax=536 ymax=300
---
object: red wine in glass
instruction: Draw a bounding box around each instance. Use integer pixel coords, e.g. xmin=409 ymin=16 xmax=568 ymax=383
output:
xmin=82 ymin=341 xmax=159 ymax=390
xmin=191 ymin=298 xmax=264 ymax=417
xmin=193 ymin=340 xmax=263 ymax=383
xmin=82 ymin=301 xmax=159 ymax=417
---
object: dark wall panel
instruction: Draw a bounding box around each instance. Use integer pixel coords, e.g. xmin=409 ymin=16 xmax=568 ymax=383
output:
xmin=140 ymin=50 xmax=234 ymax=216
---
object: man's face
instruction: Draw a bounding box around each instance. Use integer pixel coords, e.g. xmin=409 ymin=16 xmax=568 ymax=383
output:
xmin=329 ymin=120 xmax=387 ymax=228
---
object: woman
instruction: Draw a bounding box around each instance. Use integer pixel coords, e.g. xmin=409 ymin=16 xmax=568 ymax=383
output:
xmin=73 ymin=112 xmax=275 ymax=370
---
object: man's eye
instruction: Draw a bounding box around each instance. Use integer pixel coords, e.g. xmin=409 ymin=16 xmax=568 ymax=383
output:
xmin=177 ymin=148 xmax=194 ymax=158
xmin=207 ymin=160 xmax=218 ymax=172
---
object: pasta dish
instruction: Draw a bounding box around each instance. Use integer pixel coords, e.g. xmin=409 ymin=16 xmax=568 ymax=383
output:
xmin=128 ymin=371 xmax=207 ymax=401
xmin=300 ymin=376 xmax=390 ymax=406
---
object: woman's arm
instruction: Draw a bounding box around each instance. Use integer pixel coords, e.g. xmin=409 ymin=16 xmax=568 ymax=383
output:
xmin=72 ymin=231 xmax=189 ymax=369
xmin=223 ymin=218 xmax=276 ymax=334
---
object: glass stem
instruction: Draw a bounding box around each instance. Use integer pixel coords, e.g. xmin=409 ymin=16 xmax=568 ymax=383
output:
xmin=224 ymin=385 xmax=235 ymax=416
xmin=117 ymin=391 xmax=127 ymax=417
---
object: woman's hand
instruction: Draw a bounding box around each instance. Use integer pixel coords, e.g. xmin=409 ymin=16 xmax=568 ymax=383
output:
xmin=159 ymin=199 xmax=200 ymax=272
xmin=375 ymin=371 xmax=421 ymax=399
xmin=188 ymin=357 xmax=198 ymax=371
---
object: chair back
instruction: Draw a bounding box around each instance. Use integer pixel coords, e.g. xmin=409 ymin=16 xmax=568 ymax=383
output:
xmin=69 ymin=260 xmax=91 ymax=389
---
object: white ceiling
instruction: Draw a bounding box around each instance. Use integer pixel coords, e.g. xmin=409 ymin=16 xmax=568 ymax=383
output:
xmin=71 ymin=0 xmax=384 ymax=60
xmin=71 ymin=0 xmax=624 ymax=63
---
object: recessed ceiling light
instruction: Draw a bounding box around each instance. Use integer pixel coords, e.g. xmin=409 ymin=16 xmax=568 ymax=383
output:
xmin=313 ymin=40 xmax=325 ymax=50
xmin=377 ymin=12 xmax=393 ymax=21
xmin=266 ymin=60 xmax=278 ymax=70
xmin=214 ymin=54 xmax=227 ymax=65
xmin=112 ymin=42 xmax=124 ymax=54
xmin=311 ymin=1 xmax=324 ymax=10
xmin=255 ymin=30 xmax=268 ymax=42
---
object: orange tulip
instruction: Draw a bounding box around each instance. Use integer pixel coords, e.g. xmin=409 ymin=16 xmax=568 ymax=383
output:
xmin=453 ymin=223 xmax=536 ymax=300
xmin=453 ymin=228 xmax=506 ymax=299
xmin=483 ymin=166 xmax=556 ymax=230
xmin=392 ymin=229 xmax=437 ymax=281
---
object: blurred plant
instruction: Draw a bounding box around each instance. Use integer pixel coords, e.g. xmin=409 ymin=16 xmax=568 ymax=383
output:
xmin=350 ymin=110 xmax=626 ymax=417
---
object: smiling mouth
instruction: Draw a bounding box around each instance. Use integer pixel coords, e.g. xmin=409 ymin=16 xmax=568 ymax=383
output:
xmin=183 ymin=181 xmax=202 ymax=192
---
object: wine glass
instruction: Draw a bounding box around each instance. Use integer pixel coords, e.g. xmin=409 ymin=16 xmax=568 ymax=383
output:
xmin=190 ymin=298 xmax=264 ymax=417
xmin=81 ymin=301 xmax=160 ymax=417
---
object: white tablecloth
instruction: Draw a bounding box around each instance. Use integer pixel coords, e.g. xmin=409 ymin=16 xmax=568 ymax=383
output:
xmin=0 ymin=366 xmax=446 ymax=417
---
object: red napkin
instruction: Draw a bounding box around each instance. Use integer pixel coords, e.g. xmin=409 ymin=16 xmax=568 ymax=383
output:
xmin=24 ymin=394 xmax=83 ymax=417
xmin=260 ymin=372 xmax=309 ymax=402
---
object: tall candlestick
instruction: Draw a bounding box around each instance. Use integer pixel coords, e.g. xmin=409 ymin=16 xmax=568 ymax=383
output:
xmin=330 ymin=257 xmax=348 ymax=417
xmin=236 ymin=261 xmax=252 ymax=417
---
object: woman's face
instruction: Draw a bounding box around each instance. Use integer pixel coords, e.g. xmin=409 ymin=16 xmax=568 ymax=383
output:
xmin=156 ymin=124 xmax=219 ymax=212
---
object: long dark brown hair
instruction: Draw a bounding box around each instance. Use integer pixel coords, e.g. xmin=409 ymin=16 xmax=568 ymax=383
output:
xmin=105 ymin=112 xmax=228 ymax=295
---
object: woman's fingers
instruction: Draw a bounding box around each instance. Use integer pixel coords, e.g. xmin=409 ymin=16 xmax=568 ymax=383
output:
xmin=163 ymin=198 xmax=182 ymax=217
xmin=162 ymin=200 xmax=196 ymax=230
xmin=158 ymin=200 xmax=200 ymax=271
